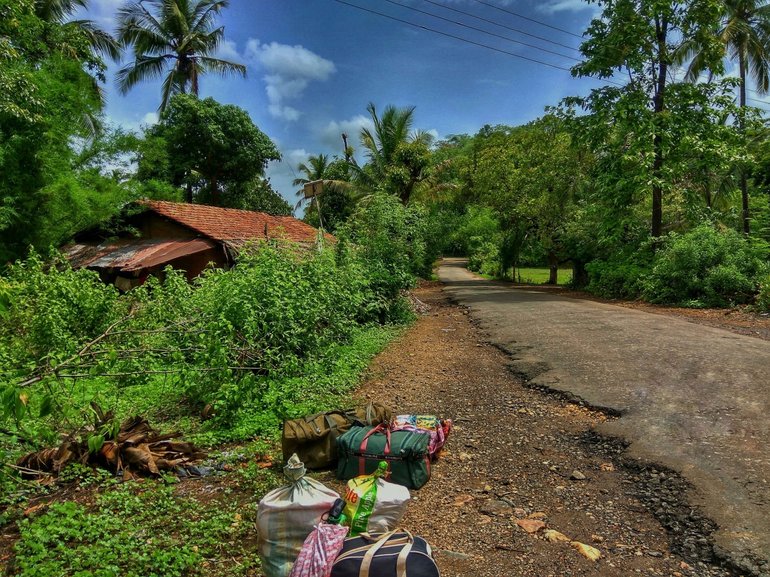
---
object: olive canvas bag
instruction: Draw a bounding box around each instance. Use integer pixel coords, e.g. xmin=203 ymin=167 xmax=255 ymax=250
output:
xmin=282 ymin=402 xmax=392 ymax=469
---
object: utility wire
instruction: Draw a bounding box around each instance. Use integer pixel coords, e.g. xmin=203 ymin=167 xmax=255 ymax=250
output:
xmin=332 ymin=0 xmax=579 ymax=72
xmin=471 ymin=0 xmax=585 ymax=40
xmin=420 ymin=0 xmax=582 ymax=53
xmin=381 ymin=0 xmax=581 ymax=63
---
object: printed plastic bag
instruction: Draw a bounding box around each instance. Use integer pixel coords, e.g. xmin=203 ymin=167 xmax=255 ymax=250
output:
xmin=392 ymin=414 xmax=452 ymax=458
xmin=288 ymin=523 xmax=349 ymax=577
xmin=343 ymin=462 xmax=410 ymax=536
xmin=258 ymin=454 xmax=340 ymax=577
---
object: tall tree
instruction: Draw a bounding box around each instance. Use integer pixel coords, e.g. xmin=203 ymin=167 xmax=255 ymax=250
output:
xmin=143 ymin=94 xmax=280 ymax=206
xmin=571 ymin=0 xmax=724 ymax=238
xmin=116 ymin=0 xmax=246 ymax=112
xmin=358 ymin=102 xmax=433 ymax=204
xmin=293 ymin=153 xmax=333 ymax=210
xmin=294 ymin=155 xmax=355 ymax=232
xmin=678 ymin=0 xmax=770 ymax=235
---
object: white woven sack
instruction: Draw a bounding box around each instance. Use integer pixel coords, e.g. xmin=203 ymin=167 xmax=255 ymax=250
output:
xmin=257 ymin=454 xmax=340 ymax=577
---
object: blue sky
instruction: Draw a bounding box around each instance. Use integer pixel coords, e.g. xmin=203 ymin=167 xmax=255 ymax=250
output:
xmin=82 ymin=0 xmax=606 ymax=207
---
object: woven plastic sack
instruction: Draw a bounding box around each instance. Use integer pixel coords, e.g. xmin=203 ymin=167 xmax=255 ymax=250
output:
xmin=288 ymin=523 xmax=349 ymax=577
xmin=258 ymin=454 xmax=340 ymax=577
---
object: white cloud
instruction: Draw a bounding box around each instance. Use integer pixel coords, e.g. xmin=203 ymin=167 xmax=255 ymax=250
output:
xmin=141 ymin=112 xmax=159 ymax=125
xmin=245 ymin=39 xmax=336 ymax=121
xmin=538 ymin=0 xmax=595 ymax=14
xmin=216 ymin=39 xmax=242 ymax=63
xmin=319 ymin=115 xmax=374 ymax=149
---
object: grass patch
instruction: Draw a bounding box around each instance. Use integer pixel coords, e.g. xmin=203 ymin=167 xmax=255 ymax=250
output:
xmin=511 ymin=267 xmax=573 ymax=286
xmin=9 ymin=477 xmax=263 ymax=577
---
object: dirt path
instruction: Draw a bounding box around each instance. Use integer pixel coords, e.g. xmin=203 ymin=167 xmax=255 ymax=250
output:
xmin=344 ymin=282 xmax=740 ymax=577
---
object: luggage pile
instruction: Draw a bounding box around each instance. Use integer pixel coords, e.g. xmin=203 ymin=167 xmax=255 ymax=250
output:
xmin=259 ymin=402 xmax=452 ymax=577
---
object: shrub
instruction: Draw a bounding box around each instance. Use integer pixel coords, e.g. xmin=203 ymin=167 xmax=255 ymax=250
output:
xmin=467 ymin=239 xmax=500 ymax=277
xmin=755 ymin=274 xmax=770 ymax=312
xmin=586 ymin=259 xmax=648 ymax=299
xmin=643 ymin=224 xmax=768 ymax=307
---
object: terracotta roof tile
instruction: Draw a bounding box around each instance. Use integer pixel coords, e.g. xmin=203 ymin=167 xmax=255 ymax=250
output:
xmin=140 ymin=200 xmax=332 ymax=245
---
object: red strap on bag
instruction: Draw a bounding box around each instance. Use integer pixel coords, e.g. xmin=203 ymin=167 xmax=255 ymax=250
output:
xmin=358 ymin=424 xmax=391 ymax=476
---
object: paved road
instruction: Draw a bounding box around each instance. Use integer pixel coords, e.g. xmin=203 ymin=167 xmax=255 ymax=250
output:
xmin=438 ymin=258 xmax=770 ymax=576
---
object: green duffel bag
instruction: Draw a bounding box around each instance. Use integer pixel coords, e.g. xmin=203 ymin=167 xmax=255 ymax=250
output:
xmin=282 ymin=402 xmax=392 ymax=469
xmin=336 ymin=424 xmax=431 ymax=490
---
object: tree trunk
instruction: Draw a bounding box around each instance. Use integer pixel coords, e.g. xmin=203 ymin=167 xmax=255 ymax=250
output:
xmin=740 ymin=53 xmax=750 ymax=236
xmin=547 ymin=251 xmax=559 ymax=285
xmin=651 ymin=15 xmax=668 ymax=240
xmin=210 ymin=174 xmax=220 ymax=206
xmin=572 ymin=260 xmax=589 ymax=288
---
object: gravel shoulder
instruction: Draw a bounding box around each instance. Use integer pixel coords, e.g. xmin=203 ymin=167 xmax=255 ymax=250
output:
xmin=336 ymin=281 xmax=741 ymax=577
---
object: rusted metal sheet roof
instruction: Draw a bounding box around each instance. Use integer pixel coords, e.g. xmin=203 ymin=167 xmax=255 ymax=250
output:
xmin=140 ymin=200 xmax=334 ymax=245
xmin=65 ymin=238 xmax=218 ymax=272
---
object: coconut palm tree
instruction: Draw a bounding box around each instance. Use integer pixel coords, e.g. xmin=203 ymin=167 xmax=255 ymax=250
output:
xmin=116 ymin=0 xmax=246 ymax=112
xmin=36 ymin=0 xmax=121 ymax=61
xmin=359 ymin=102 xmax=434 ymax=204
xmin=293 ymin=154 xmax=332 ymax=210
xmin=678 ymin=0 xmax=770 ymax=235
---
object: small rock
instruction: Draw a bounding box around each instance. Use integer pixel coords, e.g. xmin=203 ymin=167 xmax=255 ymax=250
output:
xmin=543 ymin=529 xmax=571 ymax=543
xmin=480 ymin=500 xmax=513 ymax=516
xmin=437 ymin=549 xmax=474 ymax=561
xmin=647 ymin=550 xmax=662 ymax=558
xmin=516 ymin=519 xmax=546 ymax=533
xmin=453 ymin=494 xmax=474 ymax=507
xmin=527 ymin=512 xmax=547 ymax=520
xmin=570 ymin=470 xmax=587 ymax=481
xmin=571 ymin=541 xmax=602 ymax=561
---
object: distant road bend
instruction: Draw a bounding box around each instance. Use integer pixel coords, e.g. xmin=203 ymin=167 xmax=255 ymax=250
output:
xmin=439 ymin=258 xmax=770 ymax=577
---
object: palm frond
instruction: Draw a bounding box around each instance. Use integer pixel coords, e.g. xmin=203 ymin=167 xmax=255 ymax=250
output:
xmin=116 ymin=55 xmax=172 ymax=93
xmin=198 ymin=55 xmax=246 ymax=77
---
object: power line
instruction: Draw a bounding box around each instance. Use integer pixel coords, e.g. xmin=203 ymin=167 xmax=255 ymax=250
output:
xmin=381 ymin=0 xmax=581 ymax=63
xmin=420 ymin=0 xmax=582 ymax=53
xmin=471 ymin=0 xmax=585 ymax=40
xmin=332 ymin=0 xmax=579 ymax=73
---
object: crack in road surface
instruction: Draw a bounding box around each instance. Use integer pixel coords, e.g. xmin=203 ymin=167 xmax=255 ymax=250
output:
xmin=439 ymin=259 xmax=770 ymax=577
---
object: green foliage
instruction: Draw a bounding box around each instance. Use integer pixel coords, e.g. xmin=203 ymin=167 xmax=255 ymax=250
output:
xmin=0 ymin=252 xmax=121 ymax=367
xmin=116 ymin=0 xmax=246 ymax=112
xmin=10 ymin=482 xmax=259 ymax=577
xmin=0 ymin=236 xmax=416 ymax=447
xmin=586 ymin=258 xmax=650 ymax=299
xmin=147 ymin=94 xmax=280 ymax=206
xmin=223 ymin=177 xmax=292 ymax=215
xmin=642 ymin=225 xmax=768 ymax=307
xmin=338 ymin=193 xmax=429 ymax=321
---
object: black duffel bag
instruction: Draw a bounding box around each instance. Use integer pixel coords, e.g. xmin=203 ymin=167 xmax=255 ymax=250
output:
xmin=330 ymin=530 xmax=440 ymax=577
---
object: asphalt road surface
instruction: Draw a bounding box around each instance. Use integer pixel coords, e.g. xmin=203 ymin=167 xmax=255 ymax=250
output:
xmin=438 ymin=258 xmax=770 ymax=576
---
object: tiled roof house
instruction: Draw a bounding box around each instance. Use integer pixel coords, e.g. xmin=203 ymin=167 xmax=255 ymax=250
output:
xmin=65 ymin=200 xmax=330 ymax=290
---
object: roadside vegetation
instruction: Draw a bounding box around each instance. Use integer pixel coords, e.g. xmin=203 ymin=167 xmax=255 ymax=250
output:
xmin=5 ymin=0 xmax=770 ymax=574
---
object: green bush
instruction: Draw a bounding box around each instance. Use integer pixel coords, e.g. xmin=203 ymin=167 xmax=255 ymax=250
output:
xmin=586 ymin=259 xmax=648 ymax=299
xmin=755 ymin=274 xmax=770 ymax=311
xmin=338 ymin=193 xmax=428 ymax=321
xmin=467 ymin=239 xmax=500 ymax=277
xmin=0 ymin=228 xmax=419 ymax=447
xmin=643 ymin=224 xmax=768 ymax=307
